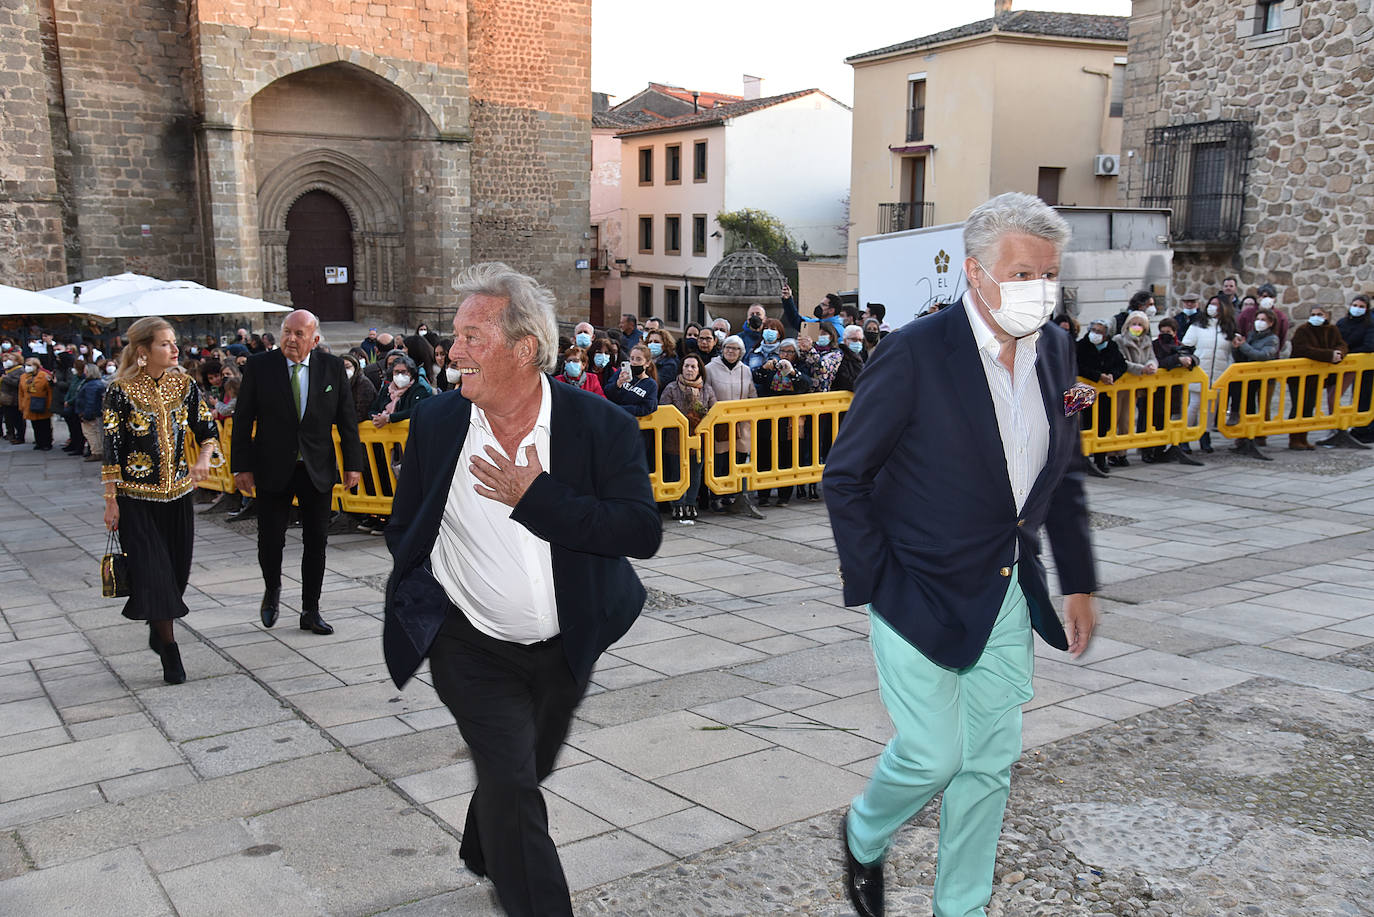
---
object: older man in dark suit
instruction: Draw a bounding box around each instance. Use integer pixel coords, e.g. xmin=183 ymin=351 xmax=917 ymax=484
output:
xmin=232 ymin=309 xmax=363 ymax=635
xmin=825 ymin=193 xmax=1099 ymax=917
xmin=382 ymin=263 xmax=661 ymax=917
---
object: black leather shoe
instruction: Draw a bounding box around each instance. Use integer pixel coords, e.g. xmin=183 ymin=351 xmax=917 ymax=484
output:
xmin=299 ymin=611 xmax=334 ymax=635
xmin=160 ymin=642 xmax=186 ymax=685
xmin=841 ymin=814 xmax=883 ymax=917
xmin=260 ymin=587 xmax=280 ymax=628
xmin=227 ymin=498 xmax=256 ymax=522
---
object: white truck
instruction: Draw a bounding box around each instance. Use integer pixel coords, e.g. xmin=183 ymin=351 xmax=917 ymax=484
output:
xmin=855 ymin=206 xmax=1173 ymax=330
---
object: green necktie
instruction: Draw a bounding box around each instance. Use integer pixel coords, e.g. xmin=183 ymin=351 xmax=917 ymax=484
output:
xmin=290 ymin=362 xmax=303 ymax=419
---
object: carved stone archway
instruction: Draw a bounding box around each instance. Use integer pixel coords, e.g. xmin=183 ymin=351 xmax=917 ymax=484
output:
xmin=256 ymin=150 xmax=404 ymax=313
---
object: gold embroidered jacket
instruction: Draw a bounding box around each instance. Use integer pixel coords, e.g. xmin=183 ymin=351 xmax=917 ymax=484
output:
xmin=101 ymin=372 xmax=220 ymax=502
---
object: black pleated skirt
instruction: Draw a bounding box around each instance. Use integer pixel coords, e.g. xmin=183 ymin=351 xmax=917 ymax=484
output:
xmin=117 ymin=494 xmax=194 ymax=621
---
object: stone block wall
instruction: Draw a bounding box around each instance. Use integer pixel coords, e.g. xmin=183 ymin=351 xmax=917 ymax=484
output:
xmin=1120 ymin=0 xmax=1374 ymax=310
xmin=466 ymin=0 xmax=592 ymax=324
xmin=0 ymin=0 xmax=69 ymax=288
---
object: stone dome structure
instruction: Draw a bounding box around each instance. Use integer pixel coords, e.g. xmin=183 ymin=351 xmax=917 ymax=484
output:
xmin=700 ymin=245 xmax=786 ymax=320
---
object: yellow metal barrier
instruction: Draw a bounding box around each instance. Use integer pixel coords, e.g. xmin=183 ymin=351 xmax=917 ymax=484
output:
xmin=637 ymin=405 xmax=697 ymax=502
xmin=184 ymin=421 xmax=233 ymax=492
xmin=698 ymin=391 xmax=851 ymax=494
xmin=1077 ymin=367 xmax=1212 ymax=455
xmin=334 ymin=420 xmax=410 ymax=514
xmin=1211 ymin=353 xmax=1374 ymax=439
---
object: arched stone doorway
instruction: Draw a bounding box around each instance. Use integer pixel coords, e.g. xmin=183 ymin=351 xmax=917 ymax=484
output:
xmin=286 ymin=190 xmax=354 ymax=320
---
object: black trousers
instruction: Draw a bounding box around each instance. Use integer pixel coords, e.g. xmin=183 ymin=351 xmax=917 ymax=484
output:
xmin=429 ymin=607 xmax=585 ymax=917
xmin=2 ymin=405 xmax=23 ymax=441
xmin=255 ymin=462 xmax=333 ymax=610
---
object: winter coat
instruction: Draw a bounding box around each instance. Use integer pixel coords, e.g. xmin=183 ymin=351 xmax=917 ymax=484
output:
xmin=703 ymin=355 xmax=757 ymax=453
xmin=19 ymin=370 xmax=54 ymax=420
xmin=658 ymin=378 xmax=716 ymax=453
xmin=1076 ymin=336 xmax=1128 ymax=384
xmin=1181 ymin=320 xmax=1234 ymax=381
xmin=1235 ymin=329 xmax=1279 ymax=362
xmin=76 ymin=376 xmax=108 ymax=420
xmin=1289 ymin=322 xmax=1347 ymax=364
xmin=1112 ymin=331 xmax=1158 ymax=375
xmin=1336 ymin=314 xmax=1374 ymax=355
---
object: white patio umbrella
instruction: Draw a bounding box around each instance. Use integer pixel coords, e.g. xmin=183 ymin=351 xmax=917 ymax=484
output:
xmin=39 ymin=272 xmax=171 ymax=307
xmin=0 ymin=282 xmax=109 ymax=317
xmin=93 ymin=281 xmax=291 ymax=319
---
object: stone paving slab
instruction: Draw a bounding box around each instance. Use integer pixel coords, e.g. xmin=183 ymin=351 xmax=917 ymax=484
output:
xmin=2 ymin=436 xmax=1373 ymax=915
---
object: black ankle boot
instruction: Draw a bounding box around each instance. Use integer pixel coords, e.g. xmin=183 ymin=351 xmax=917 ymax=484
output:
xmin=160 ymin=642 xmax=186 ymax=684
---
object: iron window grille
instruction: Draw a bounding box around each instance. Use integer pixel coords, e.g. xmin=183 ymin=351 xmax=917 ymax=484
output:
xmin=877 ymin=201 xmax=934 ymax=233
xmin=1142 ymin=119 xmax=1252 ymax=248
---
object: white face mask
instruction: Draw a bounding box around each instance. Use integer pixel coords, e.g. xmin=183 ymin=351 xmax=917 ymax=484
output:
xmin=445 ymin=366 xmax=461 ymax=384
xmin=345 ymin=366 xmax=355 ymax=380
xmin=1 ymin=360 xmax=12 ymax=370
xmin=1259 ymin=297 xmax=1275 ymax=309
xmin=1145 ymin=305 xmax=1157 ymax=317
xmin=974 ymin=260 xmax=1057 ymax=338
xmin=106 ymin=365 xmax=117 ymax=375
xmin=1087 ymin=331 xmax=1105 ymax=345
xmin=392 ymin=373 xmax=412 ymax=389
xmin=1206 ymin=304 xmax=1219 ymax=317
xmin=1254 ymin=320 xmax=1270 ymax=332
xmin=23 ymin=364 xmax=36 ymax=373
xmin=1351 ymin=305 xmax=1367 ymax=318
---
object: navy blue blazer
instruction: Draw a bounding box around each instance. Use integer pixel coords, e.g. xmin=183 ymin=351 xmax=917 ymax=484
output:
xmin=823 ymin=302 xmax=1098 ymax=668
xmin=382 ymin=381 xmax=662 ymax=689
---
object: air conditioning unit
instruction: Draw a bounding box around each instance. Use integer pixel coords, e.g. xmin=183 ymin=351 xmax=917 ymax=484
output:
xmin=1094 ymin=154 xmax=1120 ymax=176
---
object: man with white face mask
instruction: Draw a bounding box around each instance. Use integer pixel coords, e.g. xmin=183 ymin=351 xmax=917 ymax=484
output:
xmin=825 ymin=191 xmax=1098 ymax=917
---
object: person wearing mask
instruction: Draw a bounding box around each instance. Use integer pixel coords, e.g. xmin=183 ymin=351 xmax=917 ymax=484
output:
xmin=403 ymin=334 xmax=436 ymax=387
xmin=1287 ymin=305 xmax=1348 ymax=450
xmin=571 ymin=321 xmax=596 ymax=351
xmin=1109 ymin=310 xmax=1159 ymax=467
xmin=1238 ymin=285 xmax=1291 ymax=346
xmin=101 ymin=316 xmax=219 ymax=684
xmin=1181 ymin=296 xmax=1237 ymax=453
xmin=76 ymin=361 xmax=108 ymax=463
xmin=1077 ymin=320 xmax=1128 ymax=473
xmin=18 ymin=357 xmax=55 ymax=451
xmin=554 ymin=345 xmax=605 ymax=397
xmin=862 ymin=318 xmax=883 ymax=358
xmin=710 ymin=317 xmax=731 ymax=342
xmin=1112 ymin=291 xmax=1155 ymax=335
xmin=752 ymin=338 xmax=812 ymax=507
xmin=658 ymin=352 xmax=716 ymax=523
xmin=432 ymin=339 xmax=459 ymax=393
xmin=60 ymin=358 xmax=88 ymax=455
xmin=740 ymin=302 xmax=768 ymax=354
xmin=0 ymin=350 xmax=24 ymax=443
xmin=588 ymin=337 xmax=619 ymax=392
xmin=825 ymin=192 xmax=1096 ymax=917
xmin=1174 ymin=291 xmax=1203 ymax=338
xmin=693 ymin=326 xmax=718 ymax=364
xmin=832 ymin=325 xmax=869 ymax=393
xmin=1147 ymin=318 xmax=1202 ymax=465
xmin=645 ymin=328 xmax=679 ymax=390
xmin=370 ymin=353 xmax=433 ymax=428
xmin=606 ymin=343 xmax=658 ymax=416
xmin=680 ymin=322 xmax=702 ymax=360
xmin=747 ymin=318 xmax=785 ymax=372
xmin=703 ymin=335 xmax=763 ymax=518
xmin=1229 ymin=307 xmax=1281 ymax=458
xmin=337 ymin=352 xmax=384 ymax=536
xmin=1333 ymin=294 xmax=1374 ymax=444
xmin=339 ymin=353 xmax=379 ymax=422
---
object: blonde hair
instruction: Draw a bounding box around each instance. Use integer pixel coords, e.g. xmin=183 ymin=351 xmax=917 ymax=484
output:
xmin=115 ymin=316 xmax=174 ymax=382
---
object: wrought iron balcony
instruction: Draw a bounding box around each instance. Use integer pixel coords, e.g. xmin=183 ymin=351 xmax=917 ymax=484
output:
xmin=878 ymin=201 xmax=934 ymax=234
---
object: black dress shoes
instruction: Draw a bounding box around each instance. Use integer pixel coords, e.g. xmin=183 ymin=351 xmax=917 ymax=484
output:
xmin=260 ymin=587 xmax=280 ymax=628
xmin=841 ymin=813 xmax=883 ymax=917
xmin=299 ymin=611 xmax=334 ymax=636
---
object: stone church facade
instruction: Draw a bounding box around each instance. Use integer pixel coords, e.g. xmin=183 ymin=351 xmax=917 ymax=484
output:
xmin=0 ymin=0 xmax=592 ymax=325
xmin=1118 ymin=0 xmax=1373 ymax=308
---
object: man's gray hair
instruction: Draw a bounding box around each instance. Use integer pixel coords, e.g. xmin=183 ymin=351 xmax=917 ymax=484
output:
xmin=963 ymin=192 xmax=1071 ymax=266
xmin=453 ymin=262 xmax=560 ymax=372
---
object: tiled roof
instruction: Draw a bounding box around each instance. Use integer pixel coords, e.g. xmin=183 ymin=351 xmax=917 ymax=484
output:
xmin=613 ymin=89 xmax=844 ymax=138
xmin=592 ymin=108 xmax=661 ymax=129
xmin=646 ymin=82 xmax=743 ymax=109
xmin=846 ymin=10 xmax=1128 ymax=62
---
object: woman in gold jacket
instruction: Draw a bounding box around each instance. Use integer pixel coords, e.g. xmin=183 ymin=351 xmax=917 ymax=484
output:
xmin=102 ymin=317 xmax=220 ymax=684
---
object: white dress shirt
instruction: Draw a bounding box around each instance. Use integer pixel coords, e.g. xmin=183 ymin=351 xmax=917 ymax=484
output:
xmin=962 ymin=294 xmax=1050 ymax=516
xmin=430 ymin=374 xmax=559 ymax=643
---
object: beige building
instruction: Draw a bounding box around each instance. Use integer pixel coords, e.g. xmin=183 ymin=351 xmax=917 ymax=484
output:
xmin=844 ymin=8 xmax=1128 ymax=290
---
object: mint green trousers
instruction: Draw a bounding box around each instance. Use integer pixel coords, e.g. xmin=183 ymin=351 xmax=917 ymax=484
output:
xmin=846 ymin=574 xmax=1034 ymax=917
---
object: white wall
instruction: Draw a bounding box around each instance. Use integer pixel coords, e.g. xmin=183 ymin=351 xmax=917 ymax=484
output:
xmin=618 ymin=125 xmax=727 ymax=281
xmin=723 ymin=93 xmax=853 ymax=257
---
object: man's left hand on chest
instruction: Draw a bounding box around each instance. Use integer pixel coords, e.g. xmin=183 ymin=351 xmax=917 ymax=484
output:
xmin=471 ymin=444 xmax=542 ymax=507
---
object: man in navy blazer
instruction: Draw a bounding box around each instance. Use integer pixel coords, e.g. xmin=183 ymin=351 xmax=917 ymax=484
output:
xmin=382 ymin=263 xmax=660 ymax=917
xmin=825 ymin=193 xmax=1098 ymax=917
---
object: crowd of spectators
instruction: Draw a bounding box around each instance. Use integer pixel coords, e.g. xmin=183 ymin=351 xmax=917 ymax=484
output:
xmin=5 ymin=280 xmax=1370 ymax=531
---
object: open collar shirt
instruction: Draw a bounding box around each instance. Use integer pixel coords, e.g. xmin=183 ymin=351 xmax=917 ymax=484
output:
xmin=430 ymin=374 xmax=558 ymax=643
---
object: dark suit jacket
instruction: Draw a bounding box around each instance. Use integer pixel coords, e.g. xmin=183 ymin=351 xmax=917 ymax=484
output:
xmin=230 ymin=348 xmax=364 ymax=493
xmin=382 ymin=381 xmax=662 ymax=689
xmin=823 ymin=301 xmax=1097 ymax=669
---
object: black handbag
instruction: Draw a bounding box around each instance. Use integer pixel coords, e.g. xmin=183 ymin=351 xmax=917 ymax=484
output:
xmin=101 ymin=529 xmax=130 ymax=598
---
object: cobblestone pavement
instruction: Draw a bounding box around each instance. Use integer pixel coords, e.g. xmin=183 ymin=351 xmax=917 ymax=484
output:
xmin=1 ymin=429 xmax=1372 ymax=917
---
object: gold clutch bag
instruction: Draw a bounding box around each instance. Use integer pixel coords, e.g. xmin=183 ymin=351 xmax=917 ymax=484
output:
xmin=101 ymin=529 xmax=130 ymax=598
